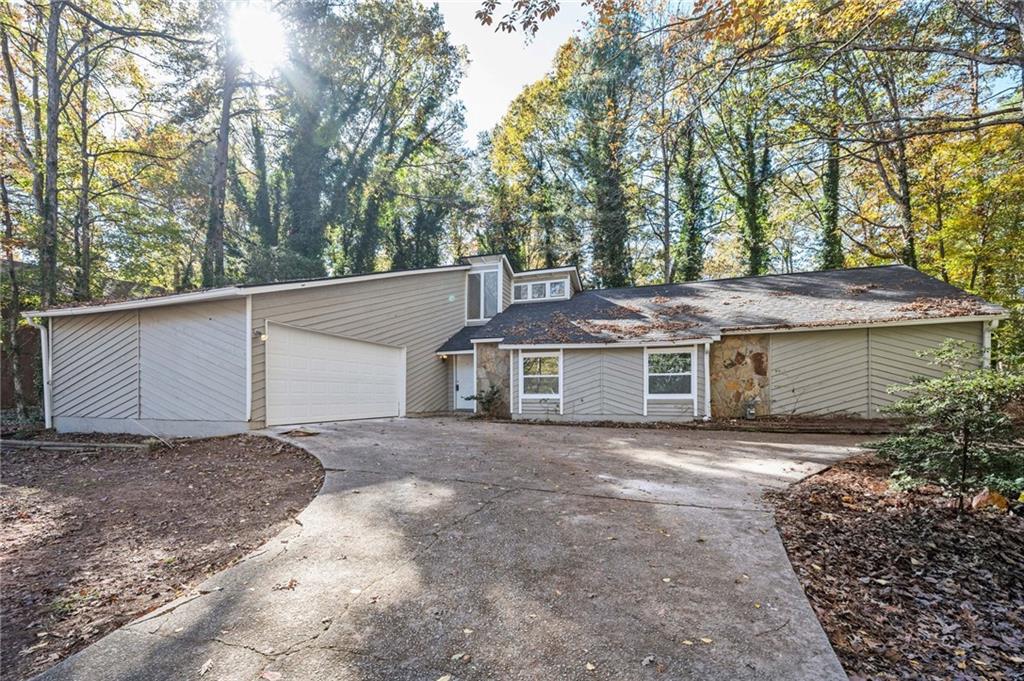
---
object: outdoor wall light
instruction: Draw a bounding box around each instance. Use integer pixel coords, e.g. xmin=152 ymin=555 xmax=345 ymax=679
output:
xmin=252 ymin=328 xmax=268 ymax=342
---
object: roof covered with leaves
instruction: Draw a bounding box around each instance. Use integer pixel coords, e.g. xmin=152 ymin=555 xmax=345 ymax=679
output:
xmin=438 ymin=265 xmax=1005 ymax=351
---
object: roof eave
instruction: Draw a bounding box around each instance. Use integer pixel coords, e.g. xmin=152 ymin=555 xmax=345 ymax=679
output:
xmin=498 ymin=336 xmax=720 ymax=350
xmin=21 ymin=264 xmax=473 ymax=318
xmin=720 ymin=313 xmax=1008 ymax=335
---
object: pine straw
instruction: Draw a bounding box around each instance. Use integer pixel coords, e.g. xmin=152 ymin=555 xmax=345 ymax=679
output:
xmin=769 ymin=454 xmax=1024 ymax=680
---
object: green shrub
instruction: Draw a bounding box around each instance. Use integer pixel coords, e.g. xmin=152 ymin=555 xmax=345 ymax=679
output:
xmin=870 ymin=340 xmax=1024 ymax=513
xmin=470 ymin=385 xmax=503 ymax=418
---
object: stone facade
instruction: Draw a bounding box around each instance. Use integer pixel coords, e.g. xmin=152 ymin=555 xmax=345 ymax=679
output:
xmin=709 ymin=334 xmax=770 ymax=418
xmin=474 ymin=342 xmax=510 ymax=417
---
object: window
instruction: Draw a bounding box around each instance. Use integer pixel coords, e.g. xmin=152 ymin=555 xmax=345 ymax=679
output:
xmin=483 ymin=270 xmax=498 ymax=317
xmin=512 ymin=278 xmax=570 ymax=302
xmin=521 ymin=352 xmax=560 ymax=397
xmin=646 ymin=349 xmax=693 ymax=397
xmin=467 ymin=270 xmax=499 ymax=320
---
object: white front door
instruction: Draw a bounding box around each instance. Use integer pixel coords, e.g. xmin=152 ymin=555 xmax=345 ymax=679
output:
xmin=454 ymin=354 xmax=475 ymax=411
xmin=266 ymin=322 xmax=405 ymax=426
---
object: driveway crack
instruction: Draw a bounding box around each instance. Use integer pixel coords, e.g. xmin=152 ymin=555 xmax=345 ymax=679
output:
xmin=321 ymin=466 xmax=764 ymax=513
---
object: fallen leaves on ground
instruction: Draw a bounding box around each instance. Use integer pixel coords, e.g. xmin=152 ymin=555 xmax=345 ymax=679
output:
xmin=0 ymin=434 xmax=323 ymax=681
xmin=770 ymin=454 xmax=1023 ymax=680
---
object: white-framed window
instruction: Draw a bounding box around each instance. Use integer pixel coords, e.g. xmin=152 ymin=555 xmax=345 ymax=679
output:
xmin=467 ymin=269 xmax=499 ymax=321
xmin=512 ymin=278 xmax=570 ymax=303
xmin=645 ymin=348 xmax=695 ymax=399
xmin=520 ymin=351 xmax=560 ymax=398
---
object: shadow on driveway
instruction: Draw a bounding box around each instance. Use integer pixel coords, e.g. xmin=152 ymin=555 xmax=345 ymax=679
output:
xmin=35 ymin=417 xmax=864 ymax=681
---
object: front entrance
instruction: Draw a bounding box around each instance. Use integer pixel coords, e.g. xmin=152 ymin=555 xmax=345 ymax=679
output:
xmin=454 ymin=354 xmax=475 ymax=411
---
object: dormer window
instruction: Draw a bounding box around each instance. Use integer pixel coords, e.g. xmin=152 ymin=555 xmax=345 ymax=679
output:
xmin=513 ymin=279 xmax=569 ymax=303
xmin=468 ymin=270 xmax=499 ymax=321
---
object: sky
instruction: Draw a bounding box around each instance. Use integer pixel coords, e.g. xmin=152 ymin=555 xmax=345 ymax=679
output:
xmin=431 ymin=1 xmax=592 ymax=145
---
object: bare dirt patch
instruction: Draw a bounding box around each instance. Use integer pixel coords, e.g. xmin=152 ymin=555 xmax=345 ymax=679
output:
xmin=770 ymin=454 xmax=1024 ymax=680
xmin=0 ymin=434 xmax=323 ymax=681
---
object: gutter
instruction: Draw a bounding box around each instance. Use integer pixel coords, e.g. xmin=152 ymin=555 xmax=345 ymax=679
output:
xmin=20 ymin=264 xmax=473 ymax=318
xmin=719 ymin=313 xmax=1007 ymax=335
xmin=498 ymin=337 xmax=720 ymax=350
xmin=24 ymin=316 xmax=52 ymax=429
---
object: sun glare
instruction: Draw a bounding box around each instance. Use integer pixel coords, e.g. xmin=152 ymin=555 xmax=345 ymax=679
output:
xmin=230 ymin=3 xmax=287 ymax=77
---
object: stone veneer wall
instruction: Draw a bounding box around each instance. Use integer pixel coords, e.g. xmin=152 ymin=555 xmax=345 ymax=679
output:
xmin=709 ymin=334 xmax=770 ymax=418
xmin=474 ymin=342 xmax=510 ymax=417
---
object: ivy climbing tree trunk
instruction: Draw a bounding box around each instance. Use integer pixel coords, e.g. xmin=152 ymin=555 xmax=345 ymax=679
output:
xmin=202 ymin=42 xmax=238 ymax=288
xmin=819 ymin=137 xmax=843 ymax=270
xmin=40 ymin=0 xmax=65 ymax=307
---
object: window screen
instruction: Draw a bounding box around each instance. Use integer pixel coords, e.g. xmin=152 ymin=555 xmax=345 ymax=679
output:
xmin=467 ymin=273 xmax=481 ymax=319
xmin=483 ymin=271 xmax=498 ymax=317
xmin=647 ymin=351 xmax=693 ymax=395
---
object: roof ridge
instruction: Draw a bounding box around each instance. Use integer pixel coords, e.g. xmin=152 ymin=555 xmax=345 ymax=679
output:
xmin=585 ymin=264 xmax=912 ymax=294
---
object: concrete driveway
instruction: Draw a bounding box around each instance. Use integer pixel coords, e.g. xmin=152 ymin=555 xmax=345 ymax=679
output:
xmin=36 ymin=418 xmax=864 ymax=681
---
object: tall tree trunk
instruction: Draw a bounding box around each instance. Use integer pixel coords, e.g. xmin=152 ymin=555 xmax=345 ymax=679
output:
xmin=41 ymin=0 xmax=65 ymax=307
xmin=202 ymin=42 xmax=238 ymax=288
xmin=252 ymin=118 xmax=275 ymax=246
xmin=660 ymin=131 xmax=673 ymax=284
xmin=1 ymin=175 xmax=28 ymax=420
xmin=819 ymin=137 xmax=843 ymax=270
xmin=73 ymin=25 xmax=91 ymax=301
xmin=679 ymin=121 xmax=706 ymax=282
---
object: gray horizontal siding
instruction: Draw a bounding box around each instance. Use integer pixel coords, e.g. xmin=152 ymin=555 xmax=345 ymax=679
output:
xmin=512 ymin=346 xmax=704 ymax=422
xmin=770 ymin=329 xmax=869 ymax=417
xmin=646 ymin=400 xmax=697 ymax=419
xmin=140 ymin=299 xmax=247 ymax=421
xmin=869 ymin=322 xmax=982 ymax=416
xmin=250 ymin=269 xmax=466 ymax=424
xmin=51 ymin=311 xmax=140 ymax=419
xmin=769 ymin=322 xmax=985 ymax=418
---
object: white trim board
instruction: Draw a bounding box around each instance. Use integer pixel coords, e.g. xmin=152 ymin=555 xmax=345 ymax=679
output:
xmin=23 ymin=264 xmax=472 ymax=318
xmin=720 ymin=314 xmax=1005 ymax=335
xmin=499 ymin=338 xmax=718 ymax=350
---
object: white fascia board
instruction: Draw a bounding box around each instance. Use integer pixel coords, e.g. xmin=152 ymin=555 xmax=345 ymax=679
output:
xmin=239 ymin=265 xmax=471 ymax=295
xmin=721 ymin=314 xmax=1007 ymax=335
xmin=435 ymin=349 xmax=474 ymax=356
xmin=498 ymin=337 xmax=719 ymax=350
xmin=513 ymin=266 xmax=583 ymax=291
xmin=469 ymin=337 xmax=504 ymax=344
xmin=22 ymin=265 xmax=472 ymax=318
xmin=22 ymin=286 xmax=241 ymax=318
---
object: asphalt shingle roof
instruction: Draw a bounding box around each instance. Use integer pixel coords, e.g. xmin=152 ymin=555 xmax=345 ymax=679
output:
xmin=437 ymin=265 xmax=1005 ymax=350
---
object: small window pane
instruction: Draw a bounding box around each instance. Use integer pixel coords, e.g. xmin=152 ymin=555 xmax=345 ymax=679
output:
xmin=648 ymin=352 xmax=691 ymax=374
xmin=514 ymin=284 xmax=528 ymax=300
xmin=522 ymin=357 xmax=543 ymax=374
xmin=467 ymin=273 xmax=481 ymax=319
xmin=531 ymin=283 xmax=547 ymax=299
xmin=523 ymin=356 xmax=559 ymax=376
xmin=537 ymin=356 xmax=559 ymax=374
xmin=549 ymin=281 xmax=566 ymax=297
xmin=483 ymin=271 xmax=498 ymax=317
xmin=648 ymin=374 xmax=692 ymax=395
xmin=524 ymin=376 xmax=559 ymax=394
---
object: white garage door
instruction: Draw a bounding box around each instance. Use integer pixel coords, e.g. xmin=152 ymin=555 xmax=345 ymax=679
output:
xmin=266 ymin=323 xmax=405 ymax=426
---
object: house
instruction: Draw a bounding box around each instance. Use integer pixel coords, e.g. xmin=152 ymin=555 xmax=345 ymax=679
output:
xmin=22 ymin=254 xmax=1006 ymax=436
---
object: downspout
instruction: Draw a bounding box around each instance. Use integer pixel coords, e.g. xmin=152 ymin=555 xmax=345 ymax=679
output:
xmin=703 ymin=341 xmax=712 ymax=421
xmin=983 ymin=319 xmax=998 ymax=369
xmin=24 ymin=316 xmax=53 ymax=429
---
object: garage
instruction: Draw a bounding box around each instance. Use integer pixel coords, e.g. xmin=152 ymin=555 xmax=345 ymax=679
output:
xmin=265 ymin=322 xmax=406 ymax=426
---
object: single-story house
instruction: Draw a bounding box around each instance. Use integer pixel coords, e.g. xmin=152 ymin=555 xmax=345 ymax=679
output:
xmin=22 ymin=254 xmax=1006 ymax=436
